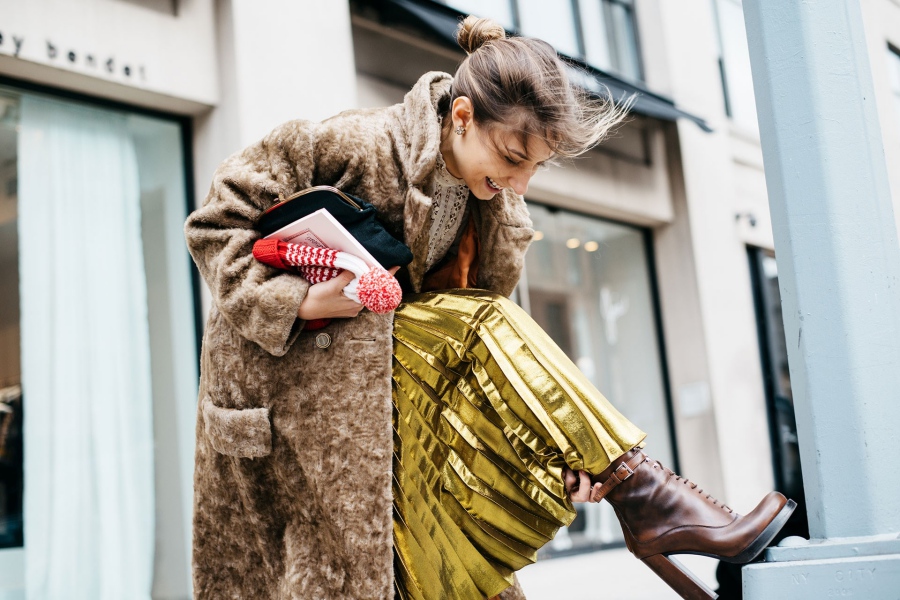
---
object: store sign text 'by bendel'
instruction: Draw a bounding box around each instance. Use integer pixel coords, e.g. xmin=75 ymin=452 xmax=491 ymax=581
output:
xmin=0 ymin=30 xmax=147 ymax=83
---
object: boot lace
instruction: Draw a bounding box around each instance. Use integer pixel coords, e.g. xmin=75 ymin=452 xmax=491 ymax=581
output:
xmin=670 ymin=469 xmax=734 ymax=513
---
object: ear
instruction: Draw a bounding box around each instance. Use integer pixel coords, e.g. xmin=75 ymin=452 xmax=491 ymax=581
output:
xmin=451 ymin=96 xmax=474 ymax=130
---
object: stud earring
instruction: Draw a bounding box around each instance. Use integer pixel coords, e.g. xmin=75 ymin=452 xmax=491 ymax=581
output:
xmin=455 ymin=126 xmax=466 ymax=135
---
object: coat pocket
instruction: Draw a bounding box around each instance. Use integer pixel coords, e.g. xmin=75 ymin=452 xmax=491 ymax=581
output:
xmin=201 ymin=395 xmax=272 ymax=459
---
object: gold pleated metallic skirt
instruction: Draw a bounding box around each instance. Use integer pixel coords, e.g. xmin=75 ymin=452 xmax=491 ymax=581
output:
xmin=391 ymin=290 xmax=646 ymax=600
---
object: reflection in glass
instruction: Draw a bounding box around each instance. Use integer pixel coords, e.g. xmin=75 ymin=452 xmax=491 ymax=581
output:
xmin=753 ymin=252 xmax=802 ymax=500
xmin=517 ymin=0 xmax=580 ymax=57
xmin=609 ymin=1 xmax=642 ymax=81
xmin=579 ymin=0 xmax=611 ymax=70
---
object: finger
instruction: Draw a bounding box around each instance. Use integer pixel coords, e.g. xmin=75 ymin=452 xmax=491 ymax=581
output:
xmin=589 ymin=482 xmax=604 ymax=503
xmin=322 ymin=271 xmax=356 ymax=295
xmin=334 ymin=269 xmax=356 ymax=284
xmin=570 ymin=471 xmax=592 ymax=503
xmin=388 ymin=266 xmax=401 ymax=275
xmin=562 ymin=467 xmax=578 ymax=495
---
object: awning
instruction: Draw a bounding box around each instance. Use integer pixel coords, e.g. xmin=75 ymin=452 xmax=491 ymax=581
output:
xmin=358 ymin=0 xmax=712 ymax=132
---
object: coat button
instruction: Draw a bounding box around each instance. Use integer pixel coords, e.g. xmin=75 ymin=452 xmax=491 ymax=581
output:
xmin=315 ymin=332 xmax=332 ymax=349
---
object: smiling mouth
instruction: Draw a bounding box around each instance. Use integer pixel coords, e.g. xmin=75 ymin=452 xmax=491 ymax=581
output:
xmin=486 ymin=177 xmax=503 ymax=192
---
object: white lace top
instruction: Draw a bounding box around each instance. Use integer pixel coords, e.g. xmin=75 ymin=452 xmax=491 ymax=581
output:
xmin=425 ymin=153 xmax=471 ymax=271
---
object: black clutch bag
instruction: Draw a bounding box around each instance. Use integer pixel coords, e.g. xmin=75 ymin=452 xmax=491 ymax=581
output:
xmin=256 ymin=186 xmax=413 ymax=268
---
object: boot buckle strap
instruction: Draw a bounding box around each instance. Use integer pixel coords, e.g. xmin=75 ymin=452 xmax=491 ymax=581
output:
xmin=591 ymin=451 xmax=646 ymax=502
xmin=613 ymin=462 xmax=635 ymax=482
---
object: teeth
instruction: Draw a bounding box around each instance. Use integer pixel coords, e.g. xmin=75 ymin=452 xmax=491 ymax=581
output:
xmin=487 ymin=177 xmax=501 ymax=190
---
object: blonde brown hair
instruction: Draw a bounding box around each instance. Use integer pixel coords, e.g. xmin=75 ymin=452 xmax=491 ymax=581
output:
xmin=450 ymin=15 xmax=627 ymax=159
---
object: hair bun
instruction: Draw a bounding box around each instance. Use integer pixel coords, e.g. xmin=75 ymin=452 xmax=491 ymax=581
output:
xmin=456 ymin=16 xmax=506 ymax=54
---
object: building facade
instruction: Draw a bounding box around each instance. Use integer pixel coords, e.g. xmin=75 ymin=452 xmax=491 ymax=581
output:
xmin=0 ymin=0 xmax=898 ymax=598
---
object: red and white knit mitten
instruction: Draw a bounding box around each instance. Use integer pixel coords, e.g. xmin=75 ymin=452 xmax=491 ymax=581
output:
xmin=252 ymin=238 xmax=402 ymax=315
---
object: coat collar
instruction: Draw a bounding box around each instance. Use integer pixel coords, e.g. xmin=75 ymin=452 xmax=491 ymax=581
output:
xmin=396 ymin=71 xmax=451 ymax=187
xmin=392 ymin=71 xmax=450 ymax=287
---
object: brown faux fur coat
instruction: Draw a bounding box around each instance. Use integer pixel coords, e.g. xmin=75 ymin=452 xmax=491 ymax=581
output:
xmin=185 ymin=72 xmax=534 ymax=599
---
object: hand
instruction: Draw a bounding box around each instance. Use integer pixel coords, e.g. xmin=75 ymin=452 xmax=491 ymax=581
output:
xmin=298 ymin=271 xmax=363 ymax=320
xmin=564 ymin=468 xmax=603 ymax=503
xmin=297 ymin=266 xmax=401 ymax=321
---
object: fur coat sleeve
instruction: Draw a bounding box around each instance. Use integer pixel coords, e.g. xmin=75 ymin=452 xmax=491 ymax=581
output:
xmin=185 ymin=120 xmax=320 ymax=356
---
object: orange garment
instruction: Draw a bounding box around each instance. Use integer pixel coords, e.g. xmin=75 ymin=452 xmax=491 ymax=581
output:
xmin=421 ymin=216 xmax=479 ymax=291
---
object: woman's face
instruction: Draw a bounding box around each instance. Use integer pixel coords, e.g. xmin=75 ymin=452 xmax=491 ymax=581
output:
xmin=441 ymin=97 xmax=554 ymax=200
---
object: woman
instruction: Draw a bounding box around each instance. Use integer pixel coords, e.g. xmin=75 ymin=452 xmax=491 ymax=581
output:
xmin=185 ymin=16 xmax=793 ymax=600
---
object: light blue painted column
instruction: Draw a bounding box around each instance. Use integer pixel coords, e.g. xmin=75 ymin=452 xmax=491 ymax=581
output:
xmin=740 ymin=0 xmax=900 ymax=597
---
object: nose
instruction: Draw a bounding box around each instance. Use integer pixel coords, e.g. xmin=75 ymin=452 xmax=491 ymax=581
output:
xmin=508 ymin=171 xmax=533 ymax=195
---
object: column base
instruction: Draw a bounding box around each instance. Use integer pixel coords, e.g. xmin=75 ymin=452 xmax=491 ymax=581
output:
xmin=742 ymin=533 xmax=900 ymax=599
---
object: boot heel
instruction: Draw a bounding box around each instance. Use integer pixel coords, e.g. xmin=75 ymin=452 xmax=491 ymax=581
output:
xmin=641 ymin=554 xmax=718 ymax=600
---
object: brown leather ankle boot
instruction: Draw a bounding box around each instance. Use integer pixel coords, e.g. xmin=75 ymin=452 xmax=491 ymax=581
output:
xmin=590 ymin=449 xmax=796 ymax=600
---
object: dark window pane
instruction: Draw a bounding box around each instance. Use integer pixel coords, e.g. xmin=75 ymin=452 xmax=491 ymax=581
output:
xmin=0 ymin=92 xmax=22 ymax=550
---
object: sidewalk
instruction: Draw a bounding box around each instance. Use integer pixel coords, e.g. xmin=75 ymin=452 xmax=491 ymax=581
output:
xmin=517 ymin=548 xmax=720 ymax=599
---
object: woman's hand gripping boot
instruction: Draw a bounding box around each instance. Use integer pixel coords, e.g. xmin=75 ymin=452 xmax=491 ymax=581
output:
xmin=590 ymin=449 xmax=796 ymax=600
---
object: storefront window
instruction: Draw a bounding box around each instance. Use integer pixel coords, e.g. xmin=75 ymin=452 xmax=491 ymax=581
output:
xmin=0 ymin=86 xmax=197 ymax=597
xmin=522 ymin=203 xmax=674 ymax=554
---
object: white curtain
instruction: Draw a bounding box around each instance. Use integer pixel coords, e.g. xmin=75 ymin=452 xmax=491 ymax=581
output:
xmin=18 ymin=95 xmax=155 ymax=600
